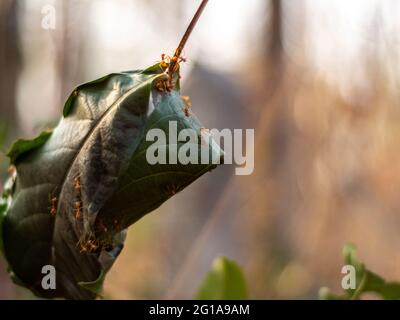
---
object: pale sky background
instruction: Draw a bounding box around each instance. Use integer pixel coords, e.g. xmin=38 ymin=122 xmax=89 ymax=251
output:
xmin=17 ymin=0 xmax=400 ymax=132
xmin=88 ymin=0 xmax=399 ymax=73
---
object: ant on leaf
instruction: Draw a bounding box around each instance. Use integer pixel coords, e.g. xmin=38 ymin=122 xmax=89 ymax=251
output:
xmin=50 ymin=196 xmax=57 ymax=217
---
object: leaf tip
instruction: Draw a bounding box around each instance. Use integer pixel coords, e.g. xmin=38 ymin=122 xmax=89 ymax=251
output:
xmin=78 ymin=270 xmax=106 ymax=296
xmin=6 ymin=130 xmax=52 ymax=164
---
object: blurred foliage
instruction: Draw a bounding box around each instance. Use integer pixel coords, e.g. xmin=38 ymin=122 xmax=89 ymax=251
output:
xmin=196 ymin=257 xmax=248 ymax=300
xmin=320 ymin=244 xmax=400 ymax=300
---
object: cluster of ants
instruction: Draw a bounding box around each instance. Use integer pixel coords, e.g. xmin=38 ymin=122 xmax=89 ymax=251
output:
xmin=77 ymin=235 xmax=101 ymax=254
xmin=155 ymin=53 xmax=186 ymax=93
xmin=155 ymin=54 xmax=192 ymax=117
xmin=46 ymin=52 xmax=192 ymax=252
xmin=49 ymin=176 xmax=82 ymax=219
xmin=49 ymin=175 xmax=109 ymax=254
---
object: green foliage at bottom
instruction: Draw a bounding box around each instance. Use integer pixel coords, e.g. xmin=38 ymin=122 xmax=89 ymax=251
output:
xmin=196 ymin=256 xmax=248 ymax=300
xmin=320 ymin=243 xmax=400 ymax=300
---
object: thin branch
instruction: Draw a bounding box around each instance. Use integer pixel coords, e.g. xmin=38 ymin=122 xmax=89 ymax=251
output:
xmin=167 ymin=0 xmax=209 ymax=77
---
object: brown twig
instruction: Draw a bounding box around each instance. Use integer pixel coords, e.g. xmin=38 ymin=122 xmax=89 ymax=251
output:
xmin=167 ymin=0 xmax=209 ymax=78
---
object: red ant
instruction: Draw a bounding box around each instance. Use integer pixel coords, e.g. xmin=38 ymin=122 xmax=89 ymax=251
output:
xmin=181 ymin=96 xmax=191 ymax=116
xmin=73 ymin=176 xmax=81 ymax=192
xmin=74 ymin=201 xmax=82 ymax=220
xmin=95 ymin=218 xmax=108 ymax=238
xmin=164 ymin=183 xmax=179 ymax=198
xmin=156 ymin=54 xmax=187 ymax=92
xmin=72 ymin=175 xmax=82 ymax=219
xmin=50 ymin=196 xmax=57 ymax=217
xmin=160 ymin=53 xmax=187 ymax=72
xmin=77 ymin=236 xmax=100 ymax=254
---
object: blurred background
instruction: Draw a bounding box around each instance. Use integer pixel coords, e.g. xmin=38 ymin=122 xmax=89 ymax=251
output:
xmin=1 ymin=0 xmax=400 ymax=299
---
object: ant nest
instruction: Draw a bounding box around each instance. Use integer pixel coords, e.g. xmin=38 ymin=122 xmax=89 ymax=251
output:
xmin=155 ymin=54 xmax=187 ymax=93
xmin=77 ymin=235 xmax=101 ymax=254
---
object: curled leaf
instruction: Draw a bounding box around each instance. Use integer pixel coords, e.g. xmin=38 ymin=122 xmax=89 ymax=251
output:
xmin=7 ymin=130 xmax=52 ymax=165
xmin=1 ymin=65 xmax=223 ymax=299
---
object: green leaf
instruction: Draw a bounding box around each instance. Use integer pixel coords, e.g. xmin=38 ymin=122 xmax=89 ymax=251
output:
xmin=379 ymin=283 xmax=400 ymax=300
xmin=320 ymin=244 xmax=400 ymax=300
xmin=342 ymin=243 xmax=358 ymax=267
xmin=363 ymin=270 xmax=385 ymax=293
xmin=1 ymin=65 xmax=223 ymax=299
xmin=196 ymin=257 xmax=248 ymax=300
xmin=142 ymin=63 xmax=164 ymax=74
xmin=78 ymin=270 xmax=106 ymax=296
xmin=7 ymin=130 xmax=52 ymax=164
